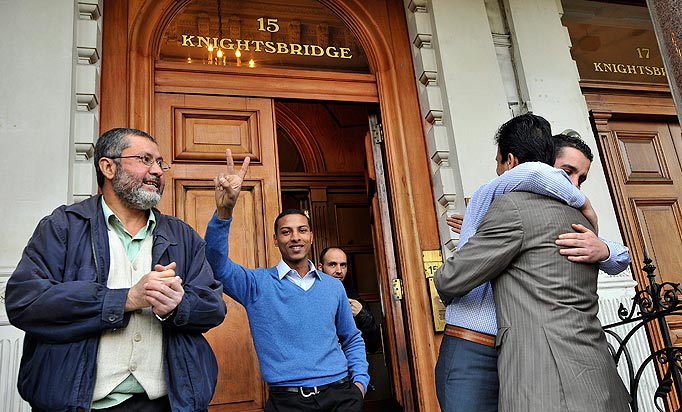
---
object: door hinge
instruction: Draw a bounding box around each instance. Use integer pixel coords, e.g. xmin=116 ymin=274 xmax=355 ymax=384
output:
xmin=368 ymin=114 xmax=384 ymax=144
xmin=391 ymin=278 xmax=404 ymax=301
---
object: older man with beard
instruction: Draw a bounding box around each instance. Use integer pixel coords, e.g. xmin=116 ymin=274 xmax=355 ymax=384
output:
xmin=6 ymin=128 xmax=226 ymax=412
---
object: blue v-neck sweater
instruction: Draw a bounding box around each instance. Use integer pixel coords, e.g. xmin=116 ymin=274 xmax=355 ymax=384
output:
xmin=205 ymin=214 xmax=370 ymax=389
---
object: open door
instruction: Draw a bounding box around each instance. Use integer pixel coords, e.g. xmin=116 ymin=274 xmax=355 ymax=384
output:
xmin=365 ymin=115 xmax=416 ymax=411
xmin=155 ymin=93 xmax=282 ymax=410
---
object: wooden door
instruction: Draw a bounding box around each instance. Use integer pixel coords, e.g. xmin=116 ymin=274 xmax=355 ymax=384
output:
xmin=155 ymin=93 xmax=281 ymax=411
xmin=364 ymin=129 xmax=415 ymax=411
xmin=595 ymin=117 xmax=682 ymax=410
xmin=596 ymin=119 xmax=682 ymax=295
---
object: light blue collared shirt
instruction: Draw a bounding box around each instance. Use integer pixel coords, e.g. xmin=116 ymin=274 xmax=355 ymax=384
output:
xmin=276 ymin=259 xmax=320 ymax=291
xmin=444 ymin=162 xmax=631 ymax=335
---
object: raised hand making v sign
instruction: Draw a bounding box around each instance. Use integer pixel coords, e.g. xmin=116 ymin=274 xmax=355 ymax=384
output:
xmin=214 ymin=149 xmax=250 ymax=220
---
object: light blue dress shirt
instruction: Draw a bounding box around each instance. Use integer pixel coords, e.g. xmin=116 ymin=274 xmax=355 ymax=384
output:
xmin=276 ymin=259 xmax=320 ymax=291
xmin=445 ymin=162 xmax=631 ymax=335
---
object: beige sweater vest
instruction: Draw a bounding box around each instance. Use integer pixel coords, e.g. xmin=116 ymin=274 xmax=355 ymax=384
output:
xmin=92 ymin=232 xmax=167 ymax=401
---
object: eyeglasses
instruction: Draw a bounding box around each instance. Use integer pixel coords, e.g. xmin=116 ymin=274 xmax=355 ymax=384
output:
xmin=109 ymin=155 xmax=171 ymax=171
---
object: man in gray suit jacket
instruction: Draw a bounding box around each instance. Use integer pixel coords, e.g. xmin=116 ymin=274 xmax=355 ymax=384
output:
xmin=435 ymin=191 xmax=631 ymax=411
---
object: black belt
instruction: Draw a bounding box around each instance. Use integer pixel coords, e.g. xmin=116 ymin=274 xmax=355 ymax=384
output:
xmin=268 ymin=376 xmax=351 ymax=397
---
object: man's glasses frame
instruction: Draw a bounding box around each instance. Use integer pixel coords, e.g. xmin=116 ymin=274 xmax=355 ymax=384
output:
xmin=108 ymin=155 xmax=171 ymax=171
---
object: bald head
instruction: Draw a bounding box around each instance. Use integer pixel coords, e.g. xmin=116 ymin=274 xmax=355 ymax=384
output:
xmin=318 ymin=247 xmax=348 ymax=281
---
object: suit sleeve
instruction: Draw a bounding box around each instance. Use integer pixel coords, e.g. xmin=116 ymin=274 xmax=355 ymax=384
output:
xmin=435 ymin=195 xmax=524 ymax=304
xmin=165 ymin=228 xmax=227 ymax=333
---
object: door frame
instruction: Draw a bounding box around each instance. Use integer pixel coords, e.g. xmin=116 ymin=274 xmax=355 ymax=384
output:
xmin=101 ymin=0 xmax=441 ymax=410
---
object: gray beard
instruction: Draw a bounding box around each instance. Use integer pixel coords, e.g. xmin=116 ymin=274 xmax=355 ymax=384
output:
xmin=112 ymin=167 xmax=162 ymax=210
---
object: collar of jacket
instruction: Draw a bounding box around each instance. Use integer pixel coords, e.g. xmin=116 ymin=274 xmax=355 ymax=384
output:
xmin=64 ymin=195 xmax=179 ymax=281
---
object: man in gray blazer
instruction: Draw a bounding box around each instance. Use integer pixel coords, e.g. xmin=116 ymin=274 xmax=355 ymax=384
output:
xmin=435 ymin=191 xmax=631 ymax=411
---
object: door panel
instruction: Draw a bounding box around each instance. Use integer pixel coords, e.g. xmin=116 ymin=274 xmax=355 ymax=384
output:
xmin=179 ymin=181 xmax=265 ymax=410
xmin=632 ymin=200 xmax=682 ymax=280
xmin=618 ymin=134 xmax=671 ymax=182
xmin=598 ymin=120 xmax=682 ymax=342
xmin=172 ymin=98 xmax=264 ymax=162
xmin=155 ymin=93 xmax=281 ymax=411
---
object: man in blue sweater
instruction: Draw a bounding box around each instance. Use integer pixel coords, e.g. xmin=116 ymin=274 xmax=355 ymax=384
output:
xmin=205 ymin=150 xmax=369 ymax=412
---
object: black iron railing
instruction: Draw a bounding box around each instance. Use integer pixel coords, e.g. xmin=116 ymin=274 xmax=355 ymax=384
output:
xmin=603 ymin=253 xmax=682 ymax=411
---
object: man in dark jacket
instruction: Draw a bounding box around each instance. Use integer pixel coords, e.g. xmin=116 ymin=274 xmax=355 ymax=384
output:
xmin=5 ymin=128 xmax=226 ymax=412
xmin=318 ymin=247 xmax=382 ymax=353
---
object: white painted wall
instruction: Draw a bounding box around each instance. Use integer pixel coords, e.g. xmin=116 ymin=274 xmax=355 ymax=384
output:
xmin=407 ymin=0 xmax=516 ymax=251
xmin=0 ymin=0 xmax=77 ymax=269
xmin=430 ymin=0 xmax=513 ymax=196
xmin=0 ymin=2 xmax=82 ymax=410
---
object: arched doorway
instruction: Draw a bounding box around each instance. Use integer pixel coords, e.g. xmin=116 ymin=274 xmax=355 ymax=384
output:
xmin=101 ymin=0 xmax=441 ymax=410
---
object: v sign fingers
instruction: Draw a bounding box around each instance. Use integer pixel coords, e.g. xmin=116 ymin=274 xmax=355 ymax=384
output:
xmin=238 ymin=155 xmax=250 ymax=180
xmin=215 ymin=149 xmax=251 ymax=219
xmin=223 ymin=148 xmax=250 ymax=176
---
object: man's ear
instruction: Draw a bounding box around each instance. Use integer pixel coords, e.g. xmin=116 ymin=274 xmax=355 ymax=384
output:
xmin=98 ymin=157 xmax=117 ymax=181
xmin=507 ymin=154 xmax=520 ymax=169
xmin=317 ymin=263 xmax=323 ymax=271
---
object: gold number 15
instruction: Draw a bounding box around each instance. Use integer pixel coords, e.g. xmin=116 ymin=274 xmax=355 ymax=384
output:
xmin=257 ymin=17 xmax=280 ymax=33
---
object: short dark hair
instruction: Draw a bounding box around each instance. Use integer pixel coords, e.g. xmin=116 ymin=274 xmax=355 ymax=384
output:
xmin=553 ymin=133 xmax=593 ymax=162
xmin=94 ymin=128 xmax=157 ymax=187
xmin=494 ymin=113 xmax=554 ymax=166
xmin=319 ymin=246 xmax=345 ymax=265
xmin=274 ymin=209 xmax=311 ymax=233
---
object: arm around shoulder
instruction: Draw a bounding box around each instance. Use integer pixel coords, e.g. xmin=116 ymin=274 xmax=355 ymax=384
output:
xmin=498 ymin=162 xmax=585 ymax=208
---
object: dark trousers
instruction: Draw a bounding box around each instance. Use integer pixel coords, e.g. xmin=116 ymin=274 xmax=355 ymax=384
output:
xmin=265 ymin=380 xmax=364 ymax=412
xmin=434 ymin=334 xmax=499 ymax=412
xmin=95 ymin=394 xmax=171 ymax=412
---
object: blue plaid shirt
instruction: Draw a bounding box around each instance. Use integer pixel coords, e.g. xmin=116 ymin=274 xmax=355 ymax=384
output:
xmin=444 ymin=162 xmax=631 ymax=335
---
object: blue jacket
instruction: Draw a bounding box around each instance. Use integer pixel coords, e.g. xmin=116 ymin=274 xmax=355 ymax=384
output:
xmin=6 ymin=195 xmax=226 ymax=412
